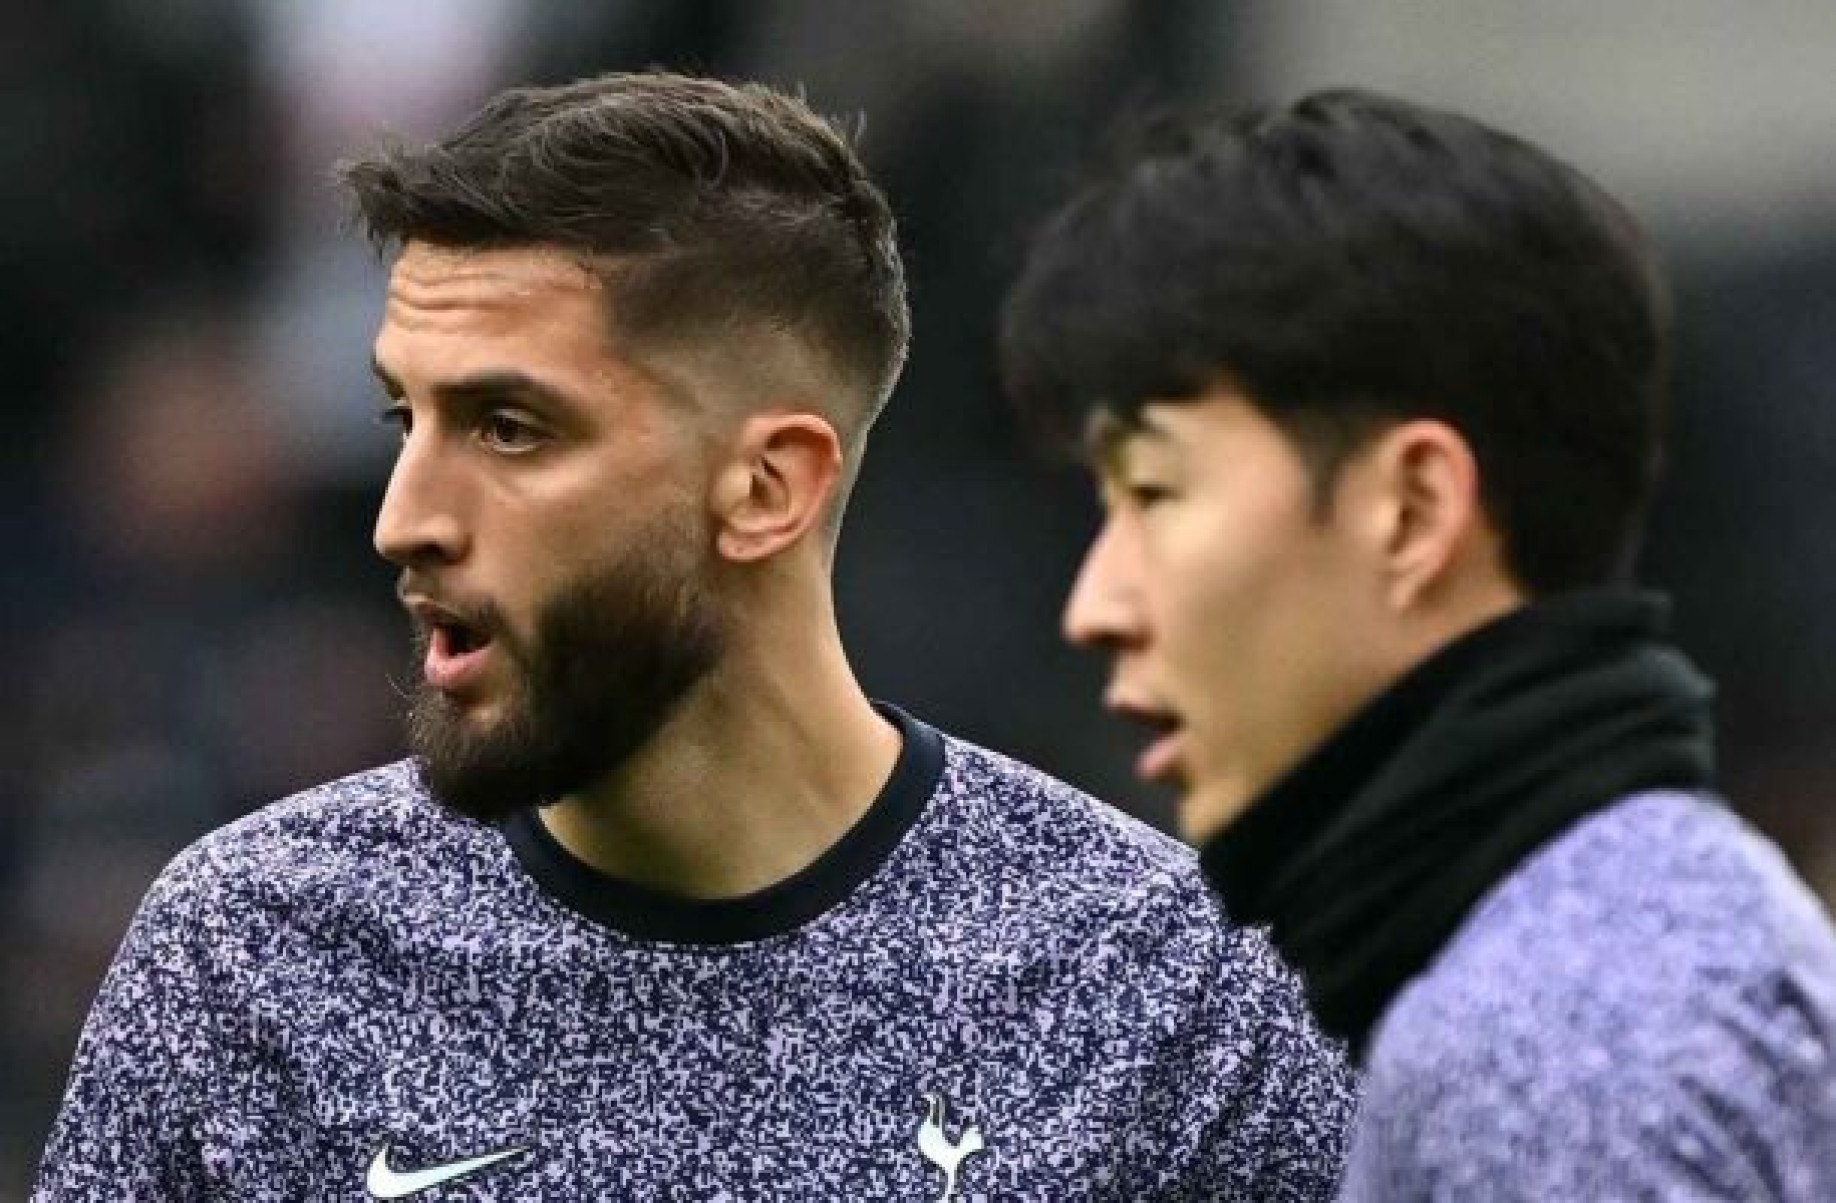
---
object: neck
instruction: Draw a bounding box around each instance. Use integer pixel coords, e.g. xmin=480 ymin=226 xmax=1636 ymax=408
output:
xmin=539 ymin=588 xmax=899 ymax=899
xmin=1200 ymin=586 xmax=1716 ymax=1057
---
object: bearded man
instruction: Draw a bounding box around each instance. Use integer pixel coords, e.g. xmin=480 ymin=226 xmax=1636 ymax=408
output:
xmin=35 ymin=72 xmax=1352 ymax=1201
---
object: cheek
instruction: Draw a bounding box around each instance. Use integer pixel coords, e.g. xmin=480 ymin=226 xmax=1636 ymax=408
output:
xmin=497 ymin=453 xmax=687 ymax=563
xmin=1219 ymin=538 xmax=1380 ymax=758
xmin=1149 ymin=505 xmax=1369 ymax=736
xmin=1148 ymin=509 xmax=1292 ymax=657
xmin=477 ymin=512 xmax=604 ymax=656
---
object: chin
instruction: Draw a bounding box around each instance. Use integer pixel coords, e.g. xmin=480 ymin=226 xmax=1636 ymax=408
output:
xmin=435 ymin=686 xmax=513 ymax=726
xmin=1177 ymin=778 xmax=1256 ymax=844
xmin=451 ymin=696 xmax=507 ymax=726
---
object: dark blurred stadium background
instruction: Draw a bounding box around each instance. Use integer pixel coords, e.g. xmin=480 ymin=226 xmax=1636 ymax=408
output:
xmin=4 ymin=2 xmax=1834 ymax=1193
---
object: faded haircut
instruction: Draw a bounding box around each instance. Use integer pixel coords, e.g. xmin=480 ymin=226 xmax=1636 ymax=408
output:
xmin=341 ymin=70 xmax=910 ymax=440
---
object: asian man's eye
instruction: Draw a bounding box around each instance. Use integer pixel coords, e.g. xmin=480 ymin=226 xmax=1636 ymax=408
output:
xmin=376 ymin=405 xmax=412 ymax=440
xmin=1126 ymin=482 xmax=1178 ymax=508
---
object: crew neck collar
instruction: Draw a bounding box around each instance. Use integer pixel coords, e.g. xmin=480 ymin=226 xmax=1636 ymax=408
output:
xmin=502 ymin=703 xmax=944 ymax=945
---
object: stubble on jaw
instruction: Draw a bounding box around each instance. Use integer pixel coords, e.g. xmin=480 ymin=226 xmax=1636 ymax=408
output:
xmin=407 ymin=508 xmax=725 ymax=824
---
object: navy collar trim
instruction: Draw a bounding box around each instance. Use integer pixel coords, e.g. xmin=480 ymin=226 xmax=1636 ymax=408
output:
xmin=503 ymin=703 xmax=944 ymax=945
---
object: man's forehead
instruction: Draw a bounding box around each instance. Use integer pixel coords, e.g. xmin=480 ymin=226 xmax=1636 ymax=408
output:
xmin=377 ymin=243 xmax=619 ymax=369
xmin=387 ymin=242 xmax=604 ymax=307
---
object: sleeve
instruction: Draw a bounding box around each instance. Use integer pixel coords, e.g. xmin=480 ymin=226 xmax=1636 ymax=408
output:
xmin=32 ymin=846 xmax=228 ymax=1200
xmin=1337 ymin=966 xmax=1836 ymax=1202
xmin=1637 ymin=968 xmax=1836 ymax=1202
xmin=1174 ymin=923 xmax=1359 ymax=1202
xmin=1116 ymin=907 xmax=1358 ymax=1202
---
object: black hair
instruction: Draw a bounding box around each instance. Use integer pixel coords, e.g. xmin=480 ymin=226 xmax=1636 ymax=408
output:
xmin=342 ymin=70 xmax=909 ymax=422
xmin=1000 ymin=88 xmax=1672 ymax=592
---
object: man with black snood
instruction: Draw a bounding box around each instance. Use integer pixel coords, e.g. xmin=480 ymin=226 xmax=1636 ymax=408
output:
xmin=1002 ymin=88 xmax=1836 ymax=1198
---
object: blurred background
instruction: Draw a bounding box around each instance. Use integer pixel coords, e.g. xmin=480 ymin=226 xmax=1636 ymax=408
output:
xmin=5 ymin=0 xmax=1835 ymax=1191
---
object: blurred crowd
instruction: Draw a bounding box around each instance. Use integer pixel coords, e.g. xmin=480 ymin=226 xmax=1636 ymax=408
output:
xmin=3 ymin=2 xmax=1834 ymax=1195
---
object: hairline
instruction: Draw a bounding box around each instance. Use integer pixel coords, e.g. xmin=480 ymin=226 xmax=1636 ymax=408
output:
xmin=1078 ymin=376 xmax=1404 ymax=515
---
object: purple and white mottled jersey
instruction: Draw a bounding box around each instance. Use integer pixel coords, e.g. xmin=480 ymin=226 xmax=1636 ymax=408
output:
xmin=37 ymin=709 xmax=1354 ymax=1200
xmin=1341 ymin=791 xmax=1836 ymax=1200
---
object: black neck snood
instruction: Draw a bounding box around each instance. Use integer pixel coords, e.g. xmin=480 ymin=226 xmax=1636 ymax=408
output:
xmin=1200 ymin=588 xmax=1716 ymax=1060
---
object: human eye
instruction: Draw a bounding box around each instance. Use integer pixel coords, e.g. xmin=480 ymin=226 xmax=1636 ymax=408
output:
xmin=477 ymin=408 xmax=547 ymax=454
xmin=1098 ymin=471 xmax=1176 ymax=514
xmin=376 ymin=404 xmax=412 ymax=440
xmin=1124 ymin=480 xmax=1178 ymax=509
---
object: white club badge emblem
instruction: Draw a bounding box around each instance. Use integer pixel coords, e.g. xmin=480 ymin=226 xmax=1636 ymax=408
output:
xmin=916 ymin=1090 xmax=986 ymax=1203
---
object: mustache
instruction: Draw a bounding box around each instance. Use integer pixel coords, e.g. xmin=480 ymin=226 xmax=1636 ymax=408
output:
xmin=395 ymin=576 xmax=505 ymax=634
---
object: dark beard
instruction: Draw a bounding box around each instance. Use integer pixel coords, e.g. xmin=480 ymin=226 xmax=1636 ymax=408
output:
xmin=405 ymin=517 xmax=725 ymax=824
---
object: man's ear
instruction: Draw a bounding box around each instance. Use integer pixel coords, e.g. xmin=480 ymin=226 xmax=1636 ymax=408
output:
xmin=1366 ymin=420 xmax=1484 ymax=610
xmin=709 ymin=411 xmax=845 ymax=563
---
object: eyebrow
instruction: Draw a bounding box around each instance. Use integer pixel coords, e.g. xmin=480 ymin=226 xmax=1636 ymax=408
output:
xmin=1082 ymin=408 xmax=1172 ymax=472
xmin=370 ymin=357 xmax=576 ymax=412
xmin=1132 ymin=409 xmax=1178 ymax=443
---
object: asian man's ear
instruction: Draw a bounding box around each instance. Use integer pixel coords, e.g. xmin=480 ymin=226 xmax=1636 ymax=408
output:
xmin=1367 ymin=420 xmax=1484 ymax=611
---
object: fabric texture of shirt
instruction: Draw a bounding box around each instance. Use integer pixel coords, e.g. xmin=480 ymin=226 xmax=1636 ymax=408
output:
xmin=1339 ymin=790 xmax=1836 ymax=1201
xmin=36 ymin=707 xmax=1355 ymax=1201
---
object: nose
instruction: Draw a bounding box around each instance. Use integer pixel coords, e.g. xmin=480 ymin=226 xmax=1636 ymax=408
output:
xmin=372 ymin=434 xmax=467 ymax=569
xmin=1062 ymin=516 xmax=1147 ymax=652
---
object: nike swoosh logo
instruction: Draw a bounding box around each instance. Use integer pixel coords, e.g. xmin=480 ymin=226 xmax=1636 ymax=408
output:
xmin=366 ymin=1143 xmax=531 ymax=1199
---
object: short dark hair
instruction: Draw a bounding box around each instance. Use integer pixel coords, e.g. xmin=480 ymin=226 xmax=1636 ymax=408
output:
xmin=341 ymin=70 xmax=910 ymax=425
xmin=999 ymin=88 xmax=1672 ymax=593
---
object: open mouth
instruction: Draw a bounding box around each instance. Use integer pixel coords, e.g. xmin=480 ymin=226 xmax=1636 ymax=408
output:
xmin=432 ymin=618 xmax=487 ymax=657
xmin=1112 ymin=701 xmax=1187 ymax=785
xmin=421 ymin=613 xmax=496 ymax=692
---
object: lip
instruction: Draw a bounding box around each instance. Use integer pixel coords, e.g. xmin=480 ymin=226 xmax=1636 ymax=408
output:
xmin=1105 ymin=689 xmax=1187 ymax=786
xmin=1134 ymin=728 xmax=1186 ymax=785
xmin=401 ymin=593 xmax=497 ymax=695
xmin=423 ymin=623 xmax=495 ymax=693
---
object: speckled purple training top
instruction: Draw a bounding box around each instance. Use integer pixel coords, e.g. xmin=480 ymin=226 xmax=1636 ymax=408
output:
xmin=1341 ymin=790 xmax=1836 ymax=1200
xmin=37 ymin=708 xmax=1354 ymax=1200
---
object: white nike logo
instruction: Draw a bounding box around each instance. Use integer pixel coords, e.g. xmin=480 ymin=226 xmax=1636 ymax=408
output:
xmin=365 ymin=1142 xmax=531 ymax=1199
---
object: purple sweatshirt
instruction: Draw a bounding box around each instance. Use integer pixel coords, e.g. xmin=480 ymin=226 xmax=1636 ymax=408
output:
xmin=35 ymin=710 xmax=1355 ymax=1200
xmin=1340 ymin=790 xmax=1836 ymax=1200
